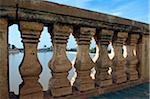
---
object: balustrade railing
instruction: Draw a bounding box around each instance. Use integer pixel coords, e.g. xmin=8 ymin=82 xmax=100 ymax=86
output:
xmin=0 ymin=0 xmax=149 ymax=99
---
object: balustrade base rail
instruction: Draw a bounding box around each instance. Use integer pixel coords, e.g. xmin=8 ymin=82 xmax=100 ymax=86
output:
xmin=10 ymin=78 xmax=146 ymax=99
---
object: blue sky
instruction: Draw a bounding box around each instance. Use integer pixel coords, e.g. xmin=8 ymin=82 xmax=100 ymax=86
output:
xmin=47 ymin=0 xmax=149 ymax=23
xmin=9 ymin=0 xmax=149 ymax=49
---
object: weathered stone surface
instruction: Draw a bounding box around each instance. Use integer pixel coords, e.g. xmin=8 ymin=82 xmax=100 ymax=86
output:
xmin=44 ymin=79 xmax=143 ymax=99
xmin=126 ymin=34 xmax=140 ymax=81
xmin=74 ymin=82 xmax=95 ymax=92
xmin=19 ymin=21 xmax=44 ymax=99
xmin=19 ymin=79 xmax=44 ymax=99
xmin=97 ymin=79 xmax=113 ymax=87
xmin=49 ymin=73 xmax=70 ymax=88
xmin=74 ymin=27 xmax=95 ymax=91
xmin=0 ymin=18 xmax=9 ymax=99
xmin=114 ymin=77 xmax=127 ymax=84
xmin=48 ymin=23 xmax=72 ymax=97
xmin=129 ymin=74 xmax=139 ymax=81
xmin=112 ymin=70 xmax=127 ymax=78
xmin=0 ymin=0 xmax=17 ymax=20
xmin=74 ymin=71 xmax=94 ymax=84
xmin=50 ymin=87 xmax=72 ymax=97
xmin=95 ymin=29 xmax=113 ymax=87
xmin=17 ymin=0 xmax=148 ymax=32
xmin=137 ymin=34 xmax=150 ymax=82
xmin=112 ymin=32 xmax=128 ymax=84
xmin=96 ymin=71 xmax=112 ymax=80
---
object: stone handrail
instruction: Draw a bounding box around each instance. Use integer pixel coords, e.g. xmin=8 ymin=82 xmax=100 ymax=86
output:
xmin=0 ymin=0 xmax=149 ymax=99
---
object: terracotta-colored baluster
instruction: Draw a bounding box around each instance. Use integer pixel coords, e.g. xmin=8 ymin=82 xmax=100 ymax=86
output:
xmin=19 ymin=21 xmax=44 ymax=99
xmin=74 ymin=27 xmax=95 ymax=91
xmin=112 ymin=32 xmax=128 ymax=84
xmin=95 ymin=29 xmax=113 ymax=87
xmin=48 ymin=23 xmax=72 ymax=97
xmin=126 ymin=34 xmax=140 ymax=80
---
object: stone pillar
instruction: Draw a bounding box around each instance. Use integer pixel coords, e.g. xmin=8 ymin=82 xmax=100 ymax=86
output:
xmin=143 ymin=35 xmax=150 ymax=81
xmin=112 ymin=32 xmax=128 ymax=84
xmin=126 ymin=34 xmax=140 ymax=81
xmin=0 ymin=19 xmax=9 ymax=99
xmin=95 ymin=29 xmax=113 ymax=87
xmin=138 ymin=34 xmax=150 ymax=81
xmin=48 ymin=23 xmax=72 ymax=97
xmin=74 ymin=27 xmax=95 ymax=91
xmin=19 ymin=21 xmax=44 ymax=99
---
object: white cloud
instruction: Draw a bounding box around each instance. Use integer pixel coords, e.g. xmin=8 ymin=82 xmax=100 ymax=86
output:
xmin=111 ymin=12 xmax=123 ymax=16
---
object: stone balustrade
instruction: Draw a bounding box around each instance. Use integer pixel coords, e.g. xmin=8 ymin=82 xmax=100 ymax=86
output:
xmin=0 ymin=0 xmax=149 ymax=99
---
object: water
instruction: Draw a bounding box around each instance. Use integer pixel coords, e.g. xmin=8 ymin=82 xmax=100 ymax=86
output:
xmin=9 ymin=51 xmax=96 ymax=95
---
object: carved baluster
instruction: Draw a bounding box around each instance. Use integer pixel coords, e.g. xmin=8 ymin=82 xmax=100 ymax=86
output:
xmin=48 ymin=23 xmax=72 ymax=97
xmin=95 ymin=29 xmax=113 ymax=87
xmin=0 ymin=19 xmax=9 ymax=99
xmin=112 ymin=32 xmax=128 ymax=84
xmin=126 ymin=34 xmax=140 ymax=80
xmin=19 ymin=21 xmax=44 ymax=99
xmin=74 ymin=27 xmax=95 ymax=91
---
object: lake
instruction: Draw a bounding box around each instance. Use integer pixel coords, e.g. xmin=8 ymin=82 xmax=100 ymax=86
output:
xmin=9 ymin=51 xmax=96 ymax=95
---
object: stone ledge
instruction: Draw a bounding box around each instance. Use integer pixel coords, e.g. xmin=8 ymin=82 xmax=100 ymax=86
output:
xmin=18 ymin=0 xmax=149 ymax=28
xmin=9 ymin=79 xmax=146 ymax=99
xmin=0 ymin=0 xmax=149 ymax=34
xmin=44 ymin=78 xmax=145 ymax=99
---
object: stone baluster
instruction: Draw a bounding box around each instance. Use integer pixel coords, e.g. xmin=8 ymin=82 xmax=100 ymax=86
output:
xmin=95 ymin=29 xmax=113 ymax=87
xmin=112 ymin=32 xmax=128 ymax=84
xmin=74 ymin=27 xmax=95 ymax=91
xmin=0 ymin=19 xmax=9 ymax=99
xmin=126 ymin=34 xmax=140 ymax=81
xmin=19 ymin=21 xmax=44 ymax=99
xmin=48 ymin=23 xmax=72 ymax=97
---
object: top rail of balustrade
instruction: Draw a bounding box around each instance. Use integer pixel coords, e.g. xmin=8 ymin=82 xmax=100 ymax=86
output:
xmin=0 ymin=0 xmax=149 ymax=34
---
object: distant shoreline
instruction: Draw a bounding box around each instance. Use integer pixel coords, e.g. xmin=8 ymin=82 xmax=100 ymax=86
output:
xmin=9 ymin=50 xmax=96 ymax=54
xmin=9 ymin=48 xmax=96 ymax=54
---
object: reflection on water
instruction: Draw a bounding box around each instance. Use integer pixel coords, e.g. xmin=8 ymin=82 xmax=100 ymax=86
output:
xmin=9 ymin=51 xmax=95 ymax=95
xmin=9 ymin=53 xmax=23 ymax=95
